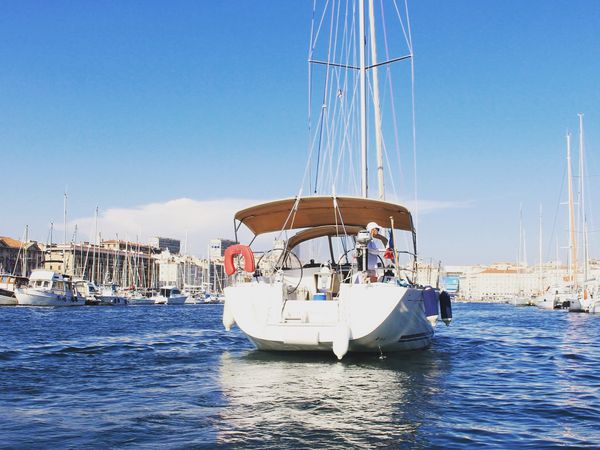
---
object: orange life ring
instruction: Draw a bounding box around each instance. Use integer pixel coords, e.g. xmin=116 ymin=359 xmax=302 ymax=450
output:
xmin=224 ymin=244 xmax=255 ymax=276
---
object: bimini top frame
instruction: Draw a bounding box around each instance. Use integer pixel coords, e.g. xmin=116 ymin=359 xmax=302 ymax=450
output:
xmin=232 ymin=196 xmax=417 ymax=257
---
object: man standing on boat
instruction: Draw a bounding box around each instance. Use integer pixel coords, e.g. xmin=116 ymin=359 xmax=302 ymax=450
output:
xmin=366 ymin=222 xmax=388 ymax=281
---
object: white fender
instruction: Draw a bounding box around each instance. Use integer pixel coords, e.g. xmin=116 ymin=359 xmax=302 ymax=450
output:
xmin=222 ymin=300 xmax=235 ymax=331
xmin=332 ymin=322 xmax=350 ymax=360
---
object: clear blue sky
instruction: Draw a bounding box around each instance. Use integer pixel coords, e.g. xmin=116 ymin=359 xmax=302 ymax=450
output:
xmin=2 ymin=1 xmax=599 ymax=265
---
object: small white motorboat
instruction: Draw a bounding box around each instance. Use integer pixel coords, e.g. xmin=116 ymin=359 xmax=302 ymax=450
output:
xmin=153 ymin=287 xmax=187 ymax=305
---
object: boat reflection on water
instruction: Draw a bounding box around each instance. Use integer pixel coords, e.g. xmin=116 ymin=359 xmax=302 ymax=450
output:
xmin=215 ymin=349 xmax=452 ymax=447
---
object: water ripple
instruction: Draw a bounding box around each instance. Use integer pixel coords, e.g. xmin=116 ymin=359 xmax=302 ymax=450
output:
xmin=0 ymin=303 xmax=599 ymax=448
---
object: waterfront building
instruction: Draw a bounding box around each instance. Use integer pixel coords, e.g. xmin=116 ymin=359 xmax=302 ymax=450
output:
xmin=209 ymin=238 xmax=237 ymax=260
xmin=155 ymin=249 xmax=227 ymax=293
xmin=43 ymin=240 xmax=159 ymax=288
xmin=149 ymin=236 xmax=181 ymax=255
xmin=0 ymin=236 xmax=43 ymax=276
xmin=449 ymin=262 xmax=575 ymax=302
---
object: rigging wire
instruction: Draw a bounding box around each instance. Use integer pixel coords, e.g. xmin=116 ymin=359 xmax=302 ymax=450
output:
xmin=304 ymin=0 xmax=417 ymax=206
xmin=546 ymin=165 xmax=566 ymax=261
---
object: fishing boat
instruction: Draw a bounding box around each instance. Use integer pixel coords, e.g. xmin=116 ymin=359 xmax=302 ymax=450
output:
xmin=0 ymin=274 xmax=28 ymax=306
xmin=15 ymin=270 xmax=84 ymax=306
xmin=153 ymin=286 xmax=187 ymax=305
xmin=222 ymin=1 xmax=451 ymax=360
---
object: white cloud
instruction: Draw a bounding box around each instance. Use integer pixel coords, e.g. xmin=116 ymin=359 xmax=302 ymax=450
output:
xmin=70 ymin=198 xmax=261 ymax=257
xmin=68 ymin=196 xmax=471 ymax=258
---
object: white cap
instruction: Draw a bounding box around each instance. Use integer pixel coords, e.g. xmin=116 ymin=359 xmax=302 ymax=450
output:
xmin=366 ymin=222 xmax=381 ymax=232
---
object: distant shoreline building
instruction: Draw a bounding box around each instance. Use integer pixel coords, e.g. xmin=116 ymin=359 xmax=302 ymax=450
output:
xmin=43 ymin=240 xmax=160 ymax=287
xmin=0 ymin=236 xmax=43 ymax=276
xmin=149 ymin=236 xmax=181 ymax=255
xmin=209 ymin=238 xmax=237 ymax=260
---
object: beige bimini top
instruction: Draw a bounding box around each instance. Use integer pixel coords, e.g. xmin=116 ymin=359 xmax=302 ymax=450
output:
xmin=234 ymin=196 xmax=414 ymax=236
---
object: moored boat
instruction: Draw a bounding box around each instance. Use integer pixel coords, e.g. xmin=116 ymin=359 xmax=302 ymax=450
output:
xmin=509 ymin=295 xmax=531 ymax=307
xmin=96 ymin=283 xmax=128 ymax=306
xmin=0 ymin=274 xmax=28 ymax=306
xmin=73 ymin=280 xmax=101 ymax=305
xmin=153 ymin=287 xmax=186 ymax=305
xmin=15 ymin=270 xmax=84 ymax=306
xmin=126 ymin=292 xmax=155 ymax=305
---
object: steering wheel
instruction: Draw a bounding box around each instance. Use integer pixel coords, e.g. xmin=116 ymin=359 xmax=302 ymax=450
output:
xmin=256 ymin=250 xmax=304 ymax=293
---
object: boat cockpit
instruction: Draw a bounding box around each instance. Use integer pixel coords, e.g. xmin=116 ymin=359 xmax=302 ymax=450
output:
xmin=229 ymin=196 xmax=419 ymax=301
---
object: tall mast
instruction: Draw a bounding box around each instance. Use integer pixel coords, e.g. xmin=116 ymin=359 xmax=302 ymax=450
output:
xmin=518 ymin=203 xmax=523 ymax=268
xmin=63 ymin=190 xmax=67 ymax=273
xmin=567 ymin=132 xmax=577 ymax=288
xmin=23 ymin=225 xmax=29 ymax=277
xmin=63 ymin=191 xmax=68 ymax=245
xmin=92 ymin=206 xmax=98 ymax=284
xmin=359 ymin=0 xmax=368 ymax=198
xmin=207 ymin=243 xmax=211 ymax=293
xmin=578 ymin=113 xmax=589 ymax=284
xmin=538 ymin=204 xmax=543 ymax=293
xmin=368 ymin=0 xmax=385 ymax=200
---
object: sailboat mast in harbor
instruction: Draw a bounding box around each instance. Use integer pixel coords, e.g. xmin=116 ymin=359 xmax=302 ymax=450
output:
xmin=566 ymin=132 xmax=577 ymax=288
xmin=578 ymin=113 xmax=589 ymax=285
xmin=63 ymin=190 xmax=68 ymax=273
xmin=23 ymin=225 xmax=29 ymax=277
xmin=359 ymin=0 xmax=367 ymax=197
xmin=359 ymin=0 xmax=387 ymax=200
xmin=92 ymin=206 xmax=98 ymax=285
xmin=538 ymin=205 xmax=543 ymax=293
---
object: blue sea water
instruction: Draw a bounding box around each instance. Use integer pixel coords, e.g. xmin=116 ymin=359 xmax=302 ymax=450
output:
xmin=1 ymin=303 xmax=599 ymax=449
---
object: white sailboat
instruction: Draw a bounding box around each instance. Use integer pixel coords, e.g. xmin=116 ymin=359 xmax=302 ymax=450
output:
xmin=569 ymin=113 xmax=597 ymax=313
xmin=510 ymin=204 xmax=530 ymax=306
xmin=221 ymin=1 xmax=451 ymax=360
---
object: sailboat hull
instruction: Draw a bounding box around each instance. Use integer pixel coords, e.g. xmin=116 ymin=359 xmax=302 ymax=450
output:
xmin=224 ymin=282 xmax=435 ymax=356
